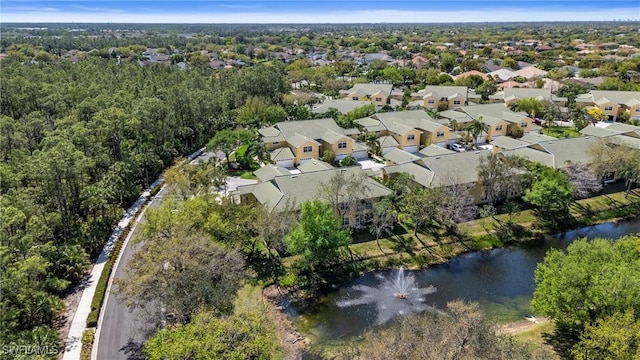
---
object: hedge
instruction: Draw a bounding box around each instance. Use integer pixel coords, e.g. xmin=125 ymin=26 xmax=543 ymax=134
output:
xmin=86 ymin=200 xmax=148 ymax=328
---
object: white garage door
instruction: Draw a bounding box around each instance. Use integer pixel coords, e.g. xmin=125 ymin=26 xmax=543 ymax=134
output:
xmin=382 ymin=146 xmax=397 ymax=155
xmin=403 ymin=145 xmax=419 ymax=153
xmin=435 ymin=142 xmax=447 ymax=147
xmin=353 ymin=150 xmax=368 ymax=160
xmin=276 ymin=159 xmax=294 ymax=168
xmin=335 ymin=153 xmax=348 ymax=161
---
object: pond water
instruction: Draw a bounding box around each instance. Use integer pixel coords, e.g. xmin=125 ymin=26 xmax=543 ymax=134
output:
xmin=300 ymin=219 xmax=640 ymax=343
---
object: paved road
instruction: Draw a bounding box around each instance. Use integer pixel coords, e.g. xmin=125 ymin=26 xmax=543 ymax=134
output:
xmin=95 ymin=150 xmax=249 ymax=359
xmin=95 ymin=188 xmax=166 ymax=360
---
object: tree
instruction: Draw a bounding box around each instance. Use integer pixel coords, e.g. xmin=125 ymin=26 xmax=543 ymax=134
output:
xmin=532 ymin=235 xmax=640 ymax=344
xmin=144 ymin=310 xmax=281 ymax=360
xmin=369 ymin=198 xmax=397 ymax=254
xmin=115 ymin=230 xmax=246 ymax=325
xmin=570 ymin=104 xmax=589 ymax=131
xmin=206 ymin=129 xmax=254 ymax=168
xmin=401 ymin=187 xmax=441 ymax=237
xmin=365 ymin=134 xmax=382 ymax=157
xmin=320 ymin=170 xmax=372 ymax=228
xmin=541 ymin=101 xmax=560 ymax=136
xmin=285 ymin=201 xmax=352 ymax=293
xmin=510 ymin=98 xmax=544 ymax=120
xmin=339 ymin=154 xmax=357 ymax=167
xmin=523 ymin=168 xmax=574 ymax=228
xmin=464 ymin=117 xmax=488 ymax=146
xmin=477 ymin=153 xmax=525 ymax=205
xmin=586 ymin=107 xmax=606 ymax=123
xmin=563 ymin=161 xmax=603 ymax=199
xmin=573 ymin=310 xmax=640 ymax=360
xmin=335 ymin=301 xmax=549 ymax=360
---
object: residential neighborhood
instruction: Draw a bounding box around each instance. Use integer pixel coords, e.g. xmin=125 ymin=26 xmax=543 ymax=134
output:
xmin=2 ymin=20 xmax=640 ymax=360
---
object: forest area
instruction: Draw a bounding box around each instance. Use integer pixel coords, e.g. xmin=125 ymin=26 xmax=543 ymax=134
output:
xmin=0 ymin=55 xmax=290 ymax=351
xmin=2 ymin=21 xmax=640 ymax=358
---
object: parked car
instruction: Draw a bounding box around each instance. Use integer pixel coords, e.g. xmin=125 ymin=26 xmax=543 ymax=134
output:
xmin=451 ymin=143 xmax=466 ymax=152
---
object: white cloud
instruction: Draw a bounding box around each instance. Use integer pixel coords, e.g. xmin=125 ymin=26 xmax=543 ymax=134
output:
xmin=2 ymin=8 xmax=638 ymax=23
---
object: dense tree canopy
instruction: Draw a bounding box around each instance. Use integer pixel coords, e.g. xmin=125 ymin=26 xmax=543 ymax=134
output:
xmin=532 ymin=235 xmax=640 ymax=353
xmin=0 ymin=56 xmax=288 ymax=348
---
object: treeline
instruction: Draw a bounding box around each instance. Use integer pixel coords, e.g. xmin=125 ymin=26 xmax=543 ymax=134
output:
xmin=0 ymin=57 xmax=288 ymax=350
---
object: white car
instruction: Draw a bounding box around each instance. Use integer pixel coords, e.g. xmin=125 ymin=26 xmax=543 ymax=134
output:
xmin=451 ymin=143 xmax=466 ymax=152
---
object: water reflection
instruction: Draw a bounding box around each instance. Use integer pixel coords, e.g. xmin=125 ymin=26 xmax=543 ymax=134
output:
xmin=305 ymin=219 xmax=640 ymax=341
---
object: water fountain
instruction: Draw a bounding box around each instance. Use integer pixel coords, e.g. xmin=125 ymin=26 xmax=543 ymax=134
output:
xmin=336 ymin=267 xmax=440 ymax=325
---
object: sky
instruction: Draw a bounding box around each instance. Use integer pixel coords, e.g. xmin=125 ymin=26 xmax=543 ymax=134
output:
xmin=2 ymin=0 xmax=639 ymax=24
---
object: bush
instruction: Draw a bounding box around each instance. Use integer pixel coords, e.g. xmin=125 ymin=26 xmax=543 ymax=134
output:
xmin=81 ymin=329 xmax=95 ymax=360
xmin=86 ymin=200 xmax=147 ymax=327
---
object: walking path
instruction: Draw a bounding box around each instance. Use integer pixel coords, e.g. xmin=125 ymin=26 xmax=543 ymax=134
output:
xmin=61 ymin=147 xmax=214 ymax=359
xmin=62 ymin=179 xmax=159 ymax=359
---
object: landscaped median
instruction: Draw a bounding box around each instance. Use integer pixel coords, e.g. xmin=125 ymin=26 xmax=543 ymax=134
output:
xmin=341 ymin=188 xmax=640 ymax=271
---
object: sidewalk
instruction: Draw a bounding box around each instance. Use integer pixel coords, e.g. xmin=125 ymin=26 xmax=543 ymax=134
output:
xmin=62 ymin=178 xmax=161 ymax=360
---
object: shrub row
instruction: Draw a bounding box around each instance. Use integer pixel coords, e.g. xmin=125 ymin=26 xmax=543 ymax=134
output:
xmin=80 ymin=329 xmax=94 ymax=360
xmin=86 ymin=199 xmax=148 ymax=328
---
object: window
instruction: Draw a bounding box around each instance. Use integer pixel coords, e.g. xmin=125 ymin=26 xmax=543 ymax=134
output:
xmin=427 ymin=99 xmax=435 ymax=104
xmin=338 ymin=141 xmax=347 ymax=149
xmin=453 ymin=100 xmax=461 ymax=105
xmin=604 ymin=106 xmax=613 ymax=111
xmin=272 ymin=141 xmax=279 ymax=145
xmin=407 ymin=134 xmax=415 ymax=141
xmin=375 ymin=97 xmax=382 ymax=102
xmin=495 ymin=125 xmax=503 ymax=131
xmin=342 ymin=217 xmax=350 ymax=226
xmin=521 ymin=122 xmax=528 ymax=128
xmin=436 ymin=131 xmax=445 ymax=137
xmin=635 ymin=108 xmax=640 ymax=112
xmin=303 ymin=146 xmax=313 ymax=153
xmin=352 ymin=96 xmax=359 ymax=101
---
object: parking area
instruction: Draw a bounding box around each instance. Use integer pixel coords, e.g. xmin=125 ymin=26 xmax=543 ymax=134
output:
xmin=358 ymin=159 xmax=386 ymax=172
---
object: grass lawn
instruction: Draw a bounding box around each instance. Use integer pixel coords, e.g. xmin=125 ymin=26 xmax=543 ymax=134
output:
xmin=512 ymin=321 xmax=559 ymax=359
xmin=332 ymin=188 xmax=640 ymax=270
xmin=542 ymin=126 xmax=580 ymax=138
xmin=239 ymin=171 xmax=257 ymax=180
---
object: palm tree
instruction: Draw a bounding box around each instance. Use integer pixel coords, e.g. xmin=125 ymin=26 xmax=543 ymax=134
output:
xmin=511 ymin=98 xmax=544 ymax=120
xmin=542 ymin=102 xmax=560 ymax=136
xmin=247 ymin=140 xmax=270 ymax=166
xmin=464 ymin=117 xmax=489 ymax=147
xmin=365 ymin=134 xmax=382 ymax=157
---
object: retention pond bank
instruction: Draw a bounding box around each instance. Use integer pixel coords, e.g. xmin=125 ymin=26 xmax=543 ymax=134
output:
xmin=298 ymin=218 xmax=640 ymax=343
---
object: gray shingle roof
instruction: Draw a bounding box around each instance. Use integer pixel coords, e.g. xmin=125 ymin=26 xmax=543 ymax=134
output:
xmin=254 ymin=164 xmax=291 ymax=182
xmin=411 ymin=86 xmax=469 ymax=101
xmin=311 ymin=99 xmax=373 ymax=114
xmin=419 ymin=144 xmax=455 ymax=157
xmin=297 ymin=159 xmax=335 ymax=173
xmin=379 ymin=136 xmax=399 ymax=148
xmin=288 ymin=132 xmax=320 ymax=148
xmin=321 ymin=129 xmax=350 ymax=144
xmin=587 ymin=90 xmax=640 ymax=106
xmin=237 ymin=167 xmax=393 ymax=212
xmin=384 ymin=148 xmax=421 ymax=165
xmin=519 ymin=132 xmax=556 ymax=144
xmin=532 ymin=136 xmax=599 ymax=169
xmin=274 ymin=118 xmax=344 ymax=141
xmin=490 ymin=136 xmax=530 ymax=150
xmin=503 ymin=147 xmax=554 ymax=168
xmin=384 ymin=162 xmax=435 ymax=188
xmin=417 ymin=150 xmax=493 ymax=186
xmin=270 ymin=147 xmax=295 ymax=162
xmin=339 ymin=83 xmax=393 ymax=98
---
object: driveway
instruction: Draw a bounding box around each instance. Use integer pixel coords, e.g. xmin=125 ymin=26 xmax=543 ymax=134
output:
xmin=218 ymin=177 xmax=258 ymax=197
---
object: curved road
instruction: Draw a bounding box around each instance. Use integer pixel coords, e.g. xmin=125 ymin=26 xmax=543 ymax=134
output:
xmin=93 ymin=149 xmax=246 ymax=359
xmin=94 ymin=188 xmax=165 ymax=359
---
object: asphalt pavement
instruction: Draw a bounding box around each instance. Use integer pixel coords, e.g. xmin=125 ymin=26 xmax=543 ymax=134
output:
xmin=94 ymin=188 xmax=165 ymax=359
